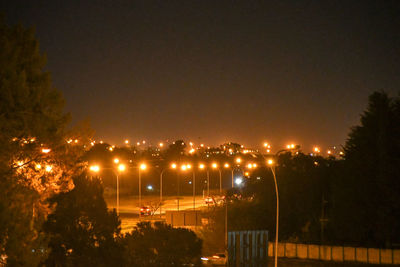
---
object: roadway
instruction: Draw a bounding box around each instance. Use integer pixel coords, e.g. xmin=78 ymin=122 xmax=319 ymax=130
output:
xmin=104 ymin=195 xmax=208 ymax=232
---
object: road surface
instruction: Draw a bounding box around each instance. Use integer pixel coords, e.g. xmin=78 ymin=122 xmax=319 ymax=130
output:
xmin=105 ymin=195 xmax=208 ymax=232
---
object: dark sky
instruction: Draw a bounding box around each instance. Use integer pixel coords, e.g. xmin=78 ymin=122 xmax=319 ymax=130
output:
xmin=2 ymin=1 xmax=400 ymax=150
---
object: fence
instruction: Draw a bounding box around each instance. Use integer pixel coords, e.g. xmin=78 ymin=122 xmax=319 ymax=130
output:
xmin=268 ymin=242 xmax=400 ymax=265
xmin=228 ymin=230 xmax=269 ymax=266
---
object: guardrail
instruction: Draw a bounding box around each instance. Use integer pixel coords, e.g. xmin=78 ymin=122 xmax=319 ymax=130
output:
xmin=268 ymin=242 xmax=400 ymax=264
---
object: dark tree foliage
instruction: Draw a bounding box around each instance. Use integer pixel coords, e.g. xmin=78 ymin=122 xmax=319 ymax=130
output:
xmin=163 ymin=140 xmax=187 ymax=160
xmin=330 ymin=91 xmax=400 ymax=247
xmin=43 ymin=173 xmax=122 ymax=266
xmin=120 ymin=221 xmax=202 ymax=266
xmin=0 ymin=17 xmax=71 ymax=265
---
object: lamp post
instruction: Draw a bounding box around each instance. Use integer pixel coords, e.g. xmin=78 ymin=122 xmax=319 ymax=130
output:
xmin=138 ymin=163 xmax=147 ymax=220
xmin=199 ymin=163 xmax=209 ymax=197
xmin=89 ymin=163 xmax=125 ymax=216
xmin=212 ymin=162 xmax=222 ymax=194
xmin=116 ymin=163 xmax=126 ymax=216
xmin=224 ymin=163 xmax=234 ymax=189
xmin=267 ymin=159 xmax=279 ymax=267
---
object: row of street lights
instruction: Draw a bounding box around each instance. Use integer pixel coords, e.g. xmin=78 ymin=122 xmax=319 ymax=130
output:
xmin=90 ymin=157 xmax=280 ymax=267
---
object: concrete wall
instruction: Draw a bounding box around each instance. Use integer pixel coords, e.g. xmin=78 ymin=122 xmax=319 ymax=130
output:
xmin=270 ymin=242 xmax=400 ymax=265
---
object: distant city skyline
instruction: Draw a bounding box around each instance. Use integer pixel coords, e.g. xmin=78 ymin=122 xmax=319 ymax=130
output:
xmin=2 ymin=1 xmax=399 ymax=149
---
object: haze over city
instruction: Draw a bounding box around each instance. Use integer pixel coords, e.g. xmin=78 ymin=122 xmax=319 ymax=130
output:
xmin=2 ymin=1 xmax=399 ymax=149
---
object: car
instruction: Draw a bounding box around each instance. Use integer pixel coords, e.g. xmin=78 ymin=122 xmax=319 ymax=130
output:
xmin=140 ymin=206 xmax=151 ymax=216
xmin=204 ymin=197 xmax=214 ymax=205
xmin=209 ymin=253 xmax=227 ymax=266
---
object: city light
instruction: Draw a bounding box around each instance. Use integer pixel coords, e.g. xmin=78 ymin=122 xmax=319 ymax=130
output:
xmin=247 ymin=163 xmax=253 ymax=169
xmin=125 ymin=139 xmax=129 ymax=144
xmin=147 ymin=185 xmax=153 ymax=190
xmin=41 ymin=148 xmax=51 ymax=153
xmin=224 ymin=163 xmax=230 ymax=168
xmin=267 ymin=159 xmax=274 ymax=165
xmin=159 ymin=142 xmax=164 ymax=147
xmin=140 ymin=163 xmax=147 ymax=170
xmin=118 ymin=164 xmax=126 ymax=172
xmin=181 ymin=164 xmax=187 ymax=171
xmin=45 ymin=165 xmax=53 ymax=172
xmin=35 ymin=164 xmax=41 ymax=170
xmin=236 ymin=157 xmax=241 ymax=164
xmin=314 ymin=146 xmax=320 ymax=153
xmin=235 ymin=177 xmax=243 ymax=185
xmin=114 ymin=158 xmax=119 ymax=164
xmin=89 ymin=165 xmax=100 ymax=172
xmin=171 ymin=163 xmax=177 ymax=169
xmin=199 ymin=163 xmax=205 ymax=169
xmin=186 ymin=164 xmax=192 ymax=169
xmin=211 ymin=162 xmax=218 ymax=169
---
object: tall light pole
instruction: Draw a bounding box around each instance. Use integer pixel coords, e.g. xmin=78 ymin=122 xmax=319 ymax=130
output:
xmin=116 ymin=163 xmax=126 ymax=216
xmin=212 ymin=162 xmax=222 ymax=194
xmin=138 ymin=163 xmax=147 ymax=220
xmin=199 ymin=163 xmax=209 ymax=197
xmin=268 ymin=159 xmax=279 ymax=267
xmin=224 ymin=163 xmax=234 ymax=188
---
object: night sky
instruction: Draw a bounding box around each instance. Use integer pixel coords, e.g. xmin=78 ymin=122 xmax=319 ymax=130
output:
xmin=2 ymin=1 xmax=400 ymax=150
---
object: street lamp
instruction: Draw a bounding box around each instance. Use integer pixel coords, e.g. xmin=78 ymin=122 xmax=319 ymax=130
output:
xmin=115 ymin=163 xmax=126 ymax=216
xmin=138 ymin=163 xmax=147 ymax=219
xmin=211 ymin=162 xmax=222 ymax=194
xmin=224 ymin=163 xmax=234 ymax=188
xmin=267 ymin=159 xmax=279 ymax=267
xmin=198 ymin=163 xmax=210 ymax=197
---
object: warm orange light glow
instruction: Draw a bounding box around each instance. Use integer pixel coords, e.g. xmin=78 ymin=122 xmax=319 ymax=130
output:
xmin=35 ymin=164 xmax=42 ymax=170
xmin=252 ymin=163 xmax=257 ymax=168
xmin=327 ymin=150 xmax=331 ymax=154
xmin=211 ymin=162 xmax=218 ymax=169
xmin=89 ymin=165 xmax=100 ymax=172
xmin=267 ymin=159 xmax=274 ymax=165
xmin=199 ymin=163 xmax=205 ymax=169
xmin=244 ymin=171 xmax=250 ymax=176
xmin=140 ymin=163 xmax=147 ymax=170
xmin=125 ymin=139 xmax=129 ymax=144
xmin=224 ymin=163 xmax=230 ymax=168
xmin=159 ymin=142 xmax=164 ymax=147
xmin=114 ymin=158 xmax=120 ymax=164
xmin=118 ymin=164 xmax=126 ymax=172
xmin=236 ymin=157 xmax=241 ymax=164
xmin=247 ymin=163 xmax=253 ymax=169
xmin=108 ymin=147 xmax=113 ymax=151
xmin=313 ymin=146 xmax=320 ymax=153
xmin=45 ymin=165 xmax=53 ymax=172
xmin=41 ymin=148 xmax=51 ymax=153
xmin=171 ymin=163 xmax=177 ymax=169
xmin=189 ymin=148 xmax=195 ymax=154
xmin=181 ymin=165 xmax=187 ymax=171
xmin=186 ymin=164 xmax=192 ymax=169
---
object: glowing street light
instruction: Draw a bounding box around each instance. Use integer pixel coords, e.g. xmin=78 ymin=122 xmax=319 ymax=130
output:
xmin=114 ymin=158 xmax=120 ymax=164
xmin=89 ymin=165 xmax=100 ymax=172
xmin=235 ymin=157 xmax=242 ymax=164
xmin=124 ymin=139 xmax=129 ymax=145
xmin=267 ymin=158 xmax=279 ymax=267
xmin=199 ymin=163 xmax=205 ymax=169
xmin=118 ymin=164 xmax=126 ymax=172
xmin=234 ymin=177 xmax=243 ymax=186
xmin=159 ymin=142 xmax=164 ymax=147
xmin=138 ymin=163 xmax=147 ymax=219
xmin=171 ymin=163 xmax=177 ymax=169
xmin=41 ymin=148 xmax=51 ymax=153
xmin=211 ymin=162 xmax=222 ymax=194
